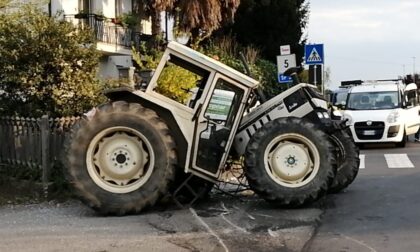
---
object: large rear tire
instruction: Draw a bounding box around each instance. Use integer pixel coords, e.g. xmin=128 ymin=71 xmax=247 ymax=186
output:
xmin=328 ymin=130 xmax=360 ymax=193
xmin=244 ymin=117 xmax=336 ymax=207
xmin=64 ymin=101 xmax=177 ymax=215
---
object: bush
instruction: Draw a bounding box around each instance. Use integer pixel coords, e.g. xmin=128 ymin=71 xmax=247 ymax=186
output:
xmin=0 ymin=5 xmax=104 ymax=117
xmin=202 ymin=37 xmax=282 ymax=98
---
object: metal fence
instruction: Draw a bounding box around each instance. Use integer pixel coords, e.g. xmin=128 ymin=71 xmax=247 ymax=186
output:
xmin=63 ymin=14 xmax=142 ymax=49
xmin=0 ymin=116 xmax=79 ymax=188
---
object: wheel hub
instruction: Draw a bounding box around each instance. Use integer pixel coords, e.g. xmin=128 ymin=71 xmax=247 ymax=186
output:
xmin=86 ymin=127 xmax=154 ymax=194
xmin=269 ymin=142 xmax=312 ymax=181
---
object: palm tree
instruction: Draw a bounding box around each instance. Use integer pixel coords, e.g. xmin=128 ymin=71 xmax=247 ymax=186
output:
xmin=132 ymin=0 xmax=174 ymax=38
xmin=132 ymin=0 xmax=240 ymax=47
xmin=174 ymin=0 xmax=240 ymax=46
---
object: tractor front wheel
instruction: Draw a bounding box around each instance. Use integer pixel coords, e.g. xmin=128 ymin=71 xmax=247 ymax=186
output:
xmin=245 ymin=117 xmax=336 ymax=207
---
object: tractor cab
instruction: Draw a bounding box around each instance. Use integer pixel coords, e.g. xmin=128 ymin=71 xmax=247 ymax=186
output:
xmin=135 ymin=42 xmax=258 ymax=179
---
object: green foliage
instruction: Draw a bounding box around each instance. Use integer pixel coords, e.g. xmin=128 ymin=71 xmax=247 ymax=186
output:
xmin=202 ymin=36 xmax=283 ymax=97
xmin=119 ymin=12 xmax=138 ymax=28
xmin=0 ymin=0 xmax=11 ymax=9
xmin=218 ymin=0 xmax=309 ymax=64
xmin=0 ymin=5 xmax=104 ymax=117
xmin=133 ymin=44 xmax=200 ymax=104
xmin=156 ymin=64 xmax=201 ymax=103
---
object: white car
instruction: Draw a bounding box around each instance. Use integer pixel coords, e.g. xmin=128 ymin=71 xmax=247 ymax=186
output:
xmin=342 ymin=81 xmax=420 ymax=147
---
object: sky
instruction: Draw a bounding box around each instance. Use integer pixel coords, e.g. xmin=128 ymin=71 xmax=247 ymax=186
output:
xmin=306 ymin=0 xmax=420 ymax=89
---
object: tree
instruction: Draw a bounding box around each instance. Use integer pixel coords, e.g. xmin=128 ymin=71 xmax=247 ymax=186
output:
xmin=174 ymin=0 xmax=240 ymax=46
xmin=132 ymin=0 xmax=241 ymax=47
xmin=132 ymin=0 xmax=174 ymax=40
xmin=221 ymin=0 xmax=309 ymax=64
xmin=0 ymin=5 xmax=103 ymax=117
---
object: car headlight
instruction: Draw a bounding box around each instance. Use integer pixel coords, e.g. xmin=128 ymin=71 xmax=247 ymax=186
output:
xmin=387 ymin=111 xmax=400 ymax=123
xmin=332 ymin=110 xmax=343 ymax=117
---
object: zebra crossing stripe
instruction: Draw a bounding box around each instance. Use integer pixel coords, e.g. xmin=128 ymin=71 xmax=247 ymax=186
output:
xmin=384 ymin=154 xmax=414 ymax=168
xmin=359 ymin=154 xmax=365 ymax=169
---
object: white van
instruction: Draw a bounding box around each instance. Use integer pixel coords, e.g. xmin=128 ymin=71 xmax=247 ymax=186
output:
xmin=342 ymin=81 xmax=420 ymax=147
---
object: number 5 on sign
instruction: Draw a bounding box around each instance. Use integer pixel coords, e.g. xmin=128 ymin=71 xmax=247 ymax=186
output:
xmin=277 ymin=54 xmax=296 ymax=74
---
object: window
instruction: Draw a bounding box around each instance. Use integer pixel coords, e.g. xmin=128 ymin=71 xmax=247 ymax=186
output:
xmin=155 ymin=54 xmax=210 ymax=108
xmin=347 ymin=91 xmax=400 ymax=110
xmin=79 ymin=0 xmax=91 ymax=12
xmin=115 ymin=0 xmax=123 ymax=17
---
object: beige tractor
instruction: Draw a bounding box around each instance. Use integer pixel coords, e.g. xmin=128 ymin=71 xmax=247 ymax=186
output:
xmin=64 ymin=42 xmax=359 ymax=215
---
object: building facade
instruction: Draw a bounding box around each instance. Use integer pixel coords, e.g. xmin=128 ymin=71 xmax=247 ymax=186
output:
xmin=5 ymin=0 xmax=152 ymax=82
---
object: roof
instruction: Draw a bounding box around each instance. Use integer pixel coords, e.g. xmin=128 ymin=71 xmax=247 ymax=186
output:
xmin=167 ymin=42 xmax=259 ymax=88
xmin=349 ymin=83 xmax=402 ymax=93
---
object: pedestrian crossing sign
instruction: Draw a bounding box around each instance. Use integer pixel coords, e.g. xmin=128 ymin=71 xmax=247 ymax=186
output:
xmin=305 ymin=44 xmax=324 ymax=65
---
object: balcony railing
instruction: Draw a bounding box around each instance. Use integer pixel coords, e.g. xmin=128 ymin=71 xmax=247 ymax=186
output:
xmin=64 ymin=14 xmax=142 ymax=52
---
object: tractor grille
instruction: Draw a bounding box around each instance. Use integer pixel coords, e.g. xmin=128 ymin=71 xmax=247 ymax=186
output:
xmin=354 ymin=121 xmax=385 ymax=140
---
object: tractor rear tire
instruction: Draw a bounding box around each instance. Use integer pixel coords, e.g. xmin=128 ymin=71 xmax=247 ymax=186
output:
xmin=244 ymin=117 xmax=336 ymax=207
xmin=328 ymin=130 xmax=360 ymax=193
xmin=64 ymin=101 xmax=177 ymax=215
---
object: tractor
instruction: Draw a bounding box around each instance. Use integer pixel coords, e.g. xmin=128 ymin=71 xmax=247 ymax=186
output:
xmin=64 ymin=42 xmax=359 ymax=215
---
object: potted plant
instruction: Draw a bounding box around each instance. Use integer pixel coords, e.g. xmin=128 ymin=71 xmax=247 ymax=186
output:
xmin=111 ymin=17 xmax=122 ymax=25
xmin=121 ymin=13 xmax=137 ymax=28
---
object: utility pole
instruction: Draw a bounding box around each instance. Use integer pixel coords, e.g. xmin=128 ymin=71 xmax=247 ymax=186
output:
xmin=413 ymin=57 xmax=416 ymax=83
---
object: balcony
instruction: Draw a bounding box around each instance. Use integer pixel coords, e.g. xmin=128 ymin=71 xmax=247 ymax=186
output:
xmin=64 ymin=14 xmax=142 ymax=56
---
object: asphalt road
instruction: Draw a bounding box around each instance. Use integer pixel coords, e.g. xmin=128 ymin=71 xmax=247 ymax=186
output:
xmin=2 ymin=140 xmax=420 ymax=251
xmin=307 ymin=139 xmax=420 ymax=252
xmin=0 ymin=194 xmax=322 ymax=252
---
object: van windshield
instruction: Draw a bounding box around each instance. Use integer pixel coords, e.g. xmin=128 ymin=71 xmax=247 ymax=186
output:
xmin=332 ymin=92 xmax=348 ymax=106
xmin=346 ymin=91 xmax=400 ymax=110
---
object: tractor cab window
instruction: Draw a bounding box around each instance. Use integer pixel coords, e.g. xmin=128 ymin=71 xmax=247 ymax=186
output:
xmin=154 ymin=54 xmax=210 ymax=108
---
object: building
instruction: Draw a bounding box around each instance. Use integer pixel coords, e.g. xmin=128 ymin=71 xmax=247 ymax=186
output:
xmin=5 ymin=0 xmax=152 ymax=83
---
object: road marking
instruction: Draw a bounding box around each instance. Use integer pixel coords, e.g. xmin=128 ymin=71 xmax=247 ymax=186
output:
xmin=220 ymin=203 xmax=249 ymax=234
xmin=384 ymin=154 xmax=414 ymax=168
xmin=189 ymin=207 xmax=229 ymax=252
xmin=359 ymin=154 xmax=365 ymax=169
xmin=341 ymin=234 xmax=377 ymax=252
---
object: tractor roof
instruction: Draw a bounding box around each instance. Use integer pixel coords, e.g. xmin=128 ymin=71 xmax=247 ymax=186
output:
xmin=167 ymin=42 xmax=259 ymax=89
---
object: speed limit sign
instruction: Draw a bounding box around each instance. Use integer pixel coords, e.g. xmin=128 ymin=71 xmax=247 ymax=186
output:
xmin=276 ymin=54 xmax=296 ymax=74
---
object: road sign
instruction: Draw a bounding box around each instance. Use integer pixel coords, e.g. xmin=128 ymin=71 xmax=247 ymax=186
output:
xmin=280 ymin=45 xmax=291 ymax=55
xmin=305 ymin=44 xmax=324 ymax=65
xmin=278 ymin=74 xmax=293 ymax=83
xmin=277 ymin=54 xmax=296 ymax=75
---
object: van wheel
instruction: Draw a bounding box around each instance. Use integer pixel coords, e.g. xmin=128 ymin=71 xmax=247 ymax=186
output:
xmin=396 ymin=132 xmax=406 ymax=148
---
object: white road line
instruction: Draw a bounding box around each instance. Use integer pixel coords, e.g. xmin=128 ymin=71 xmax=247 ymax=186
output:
xmin=359 ymin=154 xmax=365 ymax=169
xmin=384 ymin=154 xmax=414 ymax=168
xmin=189 ymin=207 xmax=229 ymax=252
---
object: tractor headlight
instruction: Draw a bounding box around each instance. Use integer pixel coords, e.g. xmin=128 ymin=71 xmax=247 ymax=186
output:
xmin=387 ymin=111 xmax=400 ymax=123
xmin=316 ymin=111 xmax=330 ymax=119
